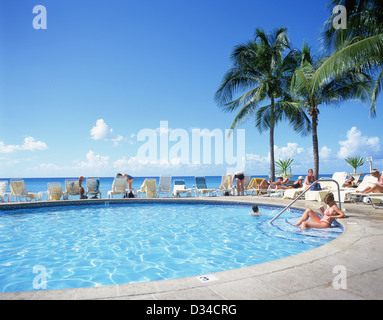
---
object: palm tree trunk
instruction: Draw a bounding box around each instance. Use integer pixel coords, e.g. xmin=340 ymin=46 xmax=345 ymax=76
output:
xmin=311 ymin=108 xmax=319 ymax=180
xmin=269 ymin=97 xmax=276 ymax=182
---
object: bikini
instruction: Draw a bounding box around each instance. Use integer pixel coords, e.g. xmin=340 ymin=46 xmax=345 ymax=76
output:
xmin=320 ymin=208 xmax=334 ymax=226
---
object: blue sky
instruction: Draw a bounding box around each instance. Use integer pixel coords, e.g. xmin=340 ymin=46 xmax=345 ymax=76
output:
xmin=0 ymin=0 xmax=381 ymax=178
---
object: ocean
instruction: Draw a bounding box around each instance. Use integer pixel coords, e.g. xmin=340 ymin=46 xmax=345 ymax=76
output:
xmin=0 ymin=174 xmax=332 ymax=200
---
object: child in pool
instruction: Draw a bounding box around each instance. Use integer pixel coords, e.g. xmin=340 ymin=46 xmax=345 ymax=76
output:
xmin=250 ymin=205 xmax=261 ymax=216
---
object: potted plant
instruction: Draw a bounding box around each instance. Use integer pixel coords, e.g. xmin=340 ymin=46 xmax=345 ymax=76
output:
xmin=345 ymin=156 xmax=365 ymax=180
xmin=275 ymin=158 xmax=294 ymax=180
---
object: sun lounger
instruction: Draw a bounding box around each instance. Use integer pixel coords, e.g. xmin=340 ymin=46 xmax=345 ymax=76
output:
xmin=195 ymin=177 xmax=217 ymax=197
xmin=63 ymin=179 xmax=81 ymax=200
xmin=156 ymin=176 xmax=172 ymax=197
xmin=305 ymin=172 xmax=348 ymax=202
xmin=10 ymin=179 xmax=42 ymax=202
xmin=245 ymin=178 xmax=265 ymax=195
xmin=218 ymin=174 xmax=234 ymax=196
xmin=366 ymin=194 xmax=383 ymax=209
xmin=46 ymin=182 xmax=64 ymax=201
xmin=173 ymin=180 xmax=192 ymax=197
xmin=107 ymin=178 xmax=128 ymax=198
xmin=0 ymin=180 xmax=11 ymax=203
xmin=283 ymin=187 xmax=305 ymax=199
xmin=138 ymin=179 xmax=157 ymax=198
xmin=86 ymin=178 xmax=102 ymax=199
xmin=341 ymin=175 xmax=378 ymax=203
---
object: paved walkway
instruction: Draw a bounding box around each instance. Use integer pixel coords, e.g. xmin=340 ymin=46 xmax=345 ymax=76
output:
xmin=1 ymin=196 xmax=382 ymax=300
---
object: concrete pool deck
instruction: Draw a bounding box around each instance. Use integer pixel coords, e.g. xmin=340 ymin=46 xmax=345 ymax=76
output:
xmin=0 ymin=196 xmax=382 ymax=300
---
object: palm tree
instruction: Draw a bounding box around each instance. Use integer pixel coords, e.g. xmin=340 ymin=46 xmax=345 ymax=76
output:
xmin=291 ymin=42 xmax=372 ymax=179
xmin=318 ymin=0 xmax=383 ymax=116
xmin=215 ymin=27 xmax=309 ymax=181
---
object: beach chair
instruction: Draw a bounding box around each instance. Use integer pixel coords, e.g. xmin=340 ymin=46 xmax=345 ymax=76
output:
xmin=173 ymin=180 xmax=192 ymax=197
xmin=0 ymin=180 xmax=11 ymax=203
xmin=218 ymin=174 xmax=234 ymax=196
xmin=138 ymin=179 xmax=157 ymax=198
xmin=366 ymin=194 xmax=383 ymax=209
xmin=86 ymin=177 xmax=102 ymax=199
xmin=63 ymin=179 xmax=81 ymax=200
xmin=245 ymin=178 xmax=265 ymax=195
xmin=340 ymin=175 xmax=378 ymax=203
xmin=305 ymin=172 xmax=348 ymax=202
xmin=107 ymin=177 xmax=128 ymax=198
xmin=283 ymin=187 xmax=305 ymax=200
xmin=195 ymin=177 xmax=217 ymax=197
xmin=156 ymin=176 xmax=172 ymax=197
xmin=10 ymin=179 xmax=41 ymax=202
xmin=46 ymin=182 xmax=64 ymax=201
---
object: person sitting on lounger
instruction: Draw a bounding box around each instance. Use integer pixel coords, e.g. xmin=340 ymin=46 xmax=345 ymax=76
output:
xmin=79 ymin=176 xmax=87 ymax=199
xmin=357 ymin=169 xmax=383 ymax=194
xmin=294 ymin=192 xmax=346 ymax=230
xmin=274 ymin=176 xmax=304 ymax=189
xmin=342 ymin=176 xmax=356 ymax=188
xmin=304 ymin=169 xmax=316 ymax=189
xmin=258 ymin=176 xmax=289 ymax=190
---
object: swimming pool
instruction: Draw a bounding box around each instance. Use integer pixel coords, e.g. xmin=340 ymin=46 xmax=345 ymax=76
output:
xmin=0 ymin=201 xmax=342 ymax=293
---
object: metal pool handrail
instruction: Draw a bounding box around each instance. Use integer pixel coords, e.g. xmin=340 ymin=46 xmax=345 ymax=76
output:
xmin=268 ymin=178 xmax=342 ymax=224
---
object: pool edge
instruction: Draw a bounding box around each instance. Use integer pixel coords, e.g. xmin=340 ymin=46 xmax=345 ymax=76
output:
xmin=1 ymin=196 xmax=382 ymax=300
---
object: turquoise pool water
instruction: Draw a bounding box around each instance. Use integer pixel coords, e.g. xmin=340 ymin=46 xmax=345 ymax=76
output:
xmin=0 ymin=202 xmax=342 ymax=293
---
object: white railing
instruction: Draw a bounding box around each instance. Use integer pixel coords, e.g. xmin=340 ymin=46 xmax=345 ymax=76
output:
xmin=268 ymin=178 xmax=342 ymax=224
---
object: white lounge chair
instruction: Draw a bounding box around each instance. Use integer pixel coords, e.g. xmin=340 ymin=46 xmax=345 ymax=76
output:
xmin=86 ymin=177 xmax=102 ymax=199
xmin=305 ymin=172 xmax=348 ymax=202
xmin=10 ymin=179 xmax=41 ymax=202
xmin=366 ymin=194 xmax=383 ymax=209
xmin=173 ymin=180 xmax=192 ymax=197
xmin=47 ymin=182 xmax=64 ymax=201
xmin=0 ymin=180 xmax=11 ymax=203
xmin=107 ymin=178 xmax=128 ymax=198
xmin=340 ymin=175 xmax=378 ymax=203
xmin=195 ymin=177 xmax=217 ymax=197
xmin=156 ymin=176 xmax=172 ymax=197
xmin=218 ymin=174 xmax=234 ymax=196
xmin=63 ymin=179 xmax=81 ymax=200
xmin=138 ymin=179 xmax=157 ymax=198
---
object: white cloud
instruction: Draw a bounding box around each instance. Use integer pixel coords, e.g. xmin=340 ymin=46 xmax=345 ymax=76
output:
xmin=320 ymin=146 xmax=333 ymax=160
xmin=337 ymin=127 xmax=381 ymax=159
xmin=0 ymin=137 xmax=48 ymax=154
xmin=76 ymin=150 xmax=110 ymax=169
xmin=274 ymin=143 xmax=304 ymax=160
xmin=90 ymin=119 xmax=123 ymax=143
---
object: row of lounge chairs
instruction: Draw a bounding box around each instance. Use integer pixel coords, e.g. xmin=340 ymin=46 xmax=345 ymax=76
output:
xmin=1 ymin=173 xmax=382 ymax=209
xmin=282 ymin=172 xmax=383 ymax=209
xmin=0 ymin=176 xmax=244 ymax=203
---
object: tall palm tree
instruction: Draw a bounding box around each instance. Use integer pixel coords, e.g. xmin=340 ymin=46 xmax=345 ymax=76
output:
xmin=291 ymin=42 xmax=372 ymax=179
xmin=317 ymin=0 xmax=383 ymax=116
xmin=215 ymin=27 xmax=309 ymax=181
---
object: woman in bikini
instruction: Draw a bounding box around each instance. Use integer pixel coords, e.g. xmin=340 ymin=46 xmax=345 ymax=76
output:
xmin=275 ymin=176 xmax=304 ymax=189
xmin=356 ymin=169 xmax=383 ymax=194
xmin=304 ymin=168 xmax=316 ymax=189
xmin=294 ymin=193 xmax=346 ymax=230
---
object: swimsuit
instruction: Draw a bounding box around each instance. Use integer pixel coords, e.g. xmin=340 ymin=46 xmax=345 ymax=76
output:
xmin=292 ymin=182 xmax=301 ymax=189
xmin=234 ymin=173 xmax=245 ymax=180
xmin=320 ymin=208 xmax=334 ymax=226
